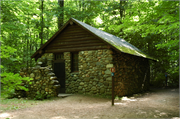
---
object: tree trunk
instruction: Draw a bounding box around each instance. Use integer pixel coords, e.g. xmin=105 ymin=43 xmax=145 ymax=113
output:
xmin=119 ymin=0 xmax=127 ymax=20
xmin=46 ymin=26 xmax=49 ymax=41
xmin=39 ymin=0 xmax=44 ymax=47
xmin=58 ymin=0 xmax=64 ymax=29
xmin=82 ymin=0 xmax=84 ymax=22
xmin=27 ymin=12 xmax=30 ymax=69
xmin=119 ymin=0 xmax=123 ymax=19
xmin=29 ymin=32 xmax=32 ymax=67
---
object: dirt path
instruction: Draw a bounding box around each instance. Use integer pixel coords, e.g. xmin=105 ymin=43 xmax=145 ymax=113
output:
xmin=0 ymin=88 xmax=179 ymax=119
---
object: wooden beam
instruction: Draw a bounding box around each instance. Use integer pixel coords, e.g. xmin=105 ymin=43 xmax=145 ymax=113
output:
xmin=38 ymin=50 xmax=44 ymax=54
xmin=35 ymin=54 xmax=42 ymax=61
xmin=61 ymin=29 xmax=84 ymax=34
xmin=53 ymin=36 xmax=96 ymax=43
xmin=45 ymin=46 xmax=108 ymax=53
xmin=55 ymin=34 xmax=92 ymax=40
xmin=47 ymin=40 xmax=102 ymax=47
xmin=46 ymin=43 xmax=106 ymax=49
xmin=57 ymin=34 xmax=91 ymax=39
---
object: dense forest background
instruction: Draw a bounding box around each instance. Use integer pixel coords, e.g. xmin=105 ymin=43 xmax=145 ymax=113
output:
xmin=1 ymin=0 xmax=179 ymax=92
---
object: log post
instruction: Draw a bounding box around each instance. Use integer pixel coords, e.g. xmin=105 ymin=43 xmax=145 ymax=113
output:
xmin=111 ymin=67 xmax=115 ymax=106
xmin=112 ymin=74 xmax=115 ymax=106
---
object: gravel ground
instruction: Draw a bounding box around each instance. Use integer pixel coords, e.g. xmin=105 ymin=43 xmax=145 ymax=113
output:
xmin=0 ymin=88 xmax=179 ymax=119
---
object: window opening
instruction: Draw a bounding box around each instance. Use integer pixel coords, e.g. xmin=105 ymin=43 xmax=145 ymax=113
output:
xmin=71 ymin=52 xmax=78 ymax=72
xmin=55 ymin=53 xmax=64 ymax=60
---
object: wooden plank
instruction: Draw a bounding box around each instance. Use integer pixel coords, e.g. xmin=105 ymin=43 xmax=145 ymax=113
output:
xmin=55 ymin=34 xmax=92 ymax=39
xmin=47 ymin=40 xmax=102 ymax=47
xmin=45 ymin=46 xmax=108 ymax=53
xmin=63 ymin=25 xmax=82 ymax=30
xmin=46 ymin=43 xmax=106 ymax=49
xmin=52 ymin=39 xmax=99 ymax=45
xmin=63 ymin=24 xmax=79 ymax=28
xmin=57 ymin=34 xmax=92 ymax=40
xmin=61 ymin=29 xmax=85 ymax=34
xmin=61 ymin=26 xmax=86 ymax=32
xmin=53 ymin=36 xmax=96 ymax=43
xmin=60 ymin=31 xmax=90 ymax=36
xmin=63 ymin=27 xmax=83 ymax=32
xmin=60 ymin=26 xmax=88 ymax=33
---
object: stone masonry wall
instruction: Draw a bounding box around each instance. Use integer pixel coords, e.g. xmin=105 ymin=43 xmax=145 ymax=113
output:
xmin=113 ymin=49 xmax=150 ymax=97
xmin=24 ymin=49 xmax=150 ymax=98
xmin=19 ymin=59 xmax=60 ymax=99
xmin=65 ymin=49 xmax=114 ymax=96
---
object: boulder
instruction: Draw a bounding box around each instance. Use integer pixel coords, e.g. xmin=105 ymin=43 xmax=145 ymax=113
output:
xmin=48 ymin=73 xmax=55 ymax=76
xmin=92 ymin=82 xmax=96 ymax=85
xmin=100 ymin=88 xmax=105 ymax=93
xmin=40 ymin=67 xmax=46 ymax=70
xmin=30 ymin=73 xmax=35 ymax=78
xmin=88 ymin=51 xmax=93 ymax=54
xmin=105 ymin=70 xmax=111 ymax=75
xmin=37 ymin=62 xmax=42 ymax=65
xmin=106 ymin=64 xmax=113 ymax=68
xmin=78 ymin=86 xmax=82 ymax=90
xmin=91 ymin=86 xmax=96 ymax=90
xmin=50 ymin=76 xmax=57 ymax=80
xmin=106 ymin=77 xmax=112 ymax=81
xmin=84 ymin=78 xmax=89 ymax=82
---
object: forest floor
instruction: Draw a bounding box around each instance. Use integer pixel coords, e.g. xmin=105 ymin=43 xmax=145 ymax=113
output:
xmin=0 ymin=87 xmax=179 ymax=119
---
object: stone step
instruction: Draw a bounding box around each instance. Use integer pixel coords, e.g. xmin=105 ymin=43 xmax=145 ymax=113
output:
xmin=58 ymin=94 xmax=73 ymax=98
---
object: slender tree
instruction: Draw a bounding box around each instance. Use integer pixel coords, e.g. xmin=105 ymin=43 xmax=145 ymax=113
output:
xmin=58 ymin=0 xmax=64 ymax=29
xmin=40 ymin=0 xmax=44 ymax=46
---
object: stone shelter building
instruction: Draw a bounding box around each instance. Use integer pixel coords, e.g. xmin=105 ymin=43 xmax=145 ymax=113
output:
xmin=31 ymin=18 xmax=156 ymax=97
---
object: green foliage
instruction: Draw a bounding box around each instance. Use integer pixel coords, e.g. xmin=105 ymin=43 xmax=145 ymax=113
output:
xmin=153 ymin=73 xmax=166 ymax=87
xmin=1 ymin=72 xmax=33 ymax=96
xmin=106 ymin=0 xmax=179 ymax=86
xmin=115 ymin=95 xmax=122 ymax=100
xmin=1 ymin=0 xmax=178 ymax=88
xmin=34 ymin=92 xmax=45 ymax=100
xmin=1 ymin=45 xmax=17 ymax=59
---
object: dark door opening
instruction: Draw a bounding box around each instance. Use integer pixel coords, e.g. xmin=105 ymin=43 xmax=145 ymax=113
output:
xmin=53 ymin=61 xmax=65 ymax=93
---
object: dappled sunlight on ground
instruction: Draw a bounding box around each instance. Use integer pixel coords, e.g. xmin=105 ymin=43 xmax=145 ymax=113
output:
xmin=0 ymin=113 xmax=10 ymax=118
xmin=114 ymin=102 xmax=127 ymax=106
xmin=50 ymin=116 xmax=67 ymax=119
xmin=121 ymin=96 xmax=137 ymax=101
xmin=0 ymin=112 xmax=16 ymax=119
xmin=171 ymin=117 xmax=180 ymax=119
xmin=1 ymin=88 xmax=179 ymax=119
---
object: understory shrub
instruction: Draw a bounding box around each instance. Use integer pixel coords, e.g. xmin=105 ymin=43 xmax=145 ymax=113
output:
xmin=0 ymin=72 xmax=33 ymax=98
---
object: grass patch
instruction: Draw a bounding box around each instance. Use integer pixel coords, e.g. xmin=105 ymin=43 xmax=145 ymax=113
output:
xmin=0 ymin=92 xmax=60 ymax=113
xmin=0 ymin=95 xmax=40 ymax=112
